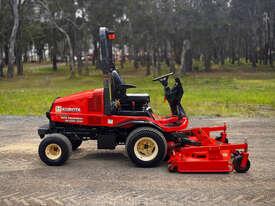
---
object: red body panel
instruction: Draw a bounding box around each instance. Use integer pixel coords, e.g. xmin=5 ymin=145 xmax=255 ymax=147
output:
xmin=50 ymin=88 xmax=188 ymax=132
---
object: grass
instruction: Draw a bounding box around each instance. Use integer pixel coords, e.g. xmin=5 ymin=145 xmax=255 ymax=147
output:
xmin=0 ymin=62 xmax=275 ymax=117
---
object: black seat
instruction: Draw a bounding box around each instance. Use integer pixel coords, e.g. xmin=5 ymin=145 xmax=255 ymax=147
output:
xmin=126 ymin=93 xmax=150 ymax=102
xmin=111 ymin=70 xmax=136 ymax=99
xmin=111 ymin=70 xmax=150 ymax=111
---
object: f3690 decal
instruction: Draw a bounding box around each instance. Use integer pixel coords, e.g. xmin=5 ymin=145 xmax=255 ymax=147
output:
xmin=60 ymin=115 xmax=83 ymax=123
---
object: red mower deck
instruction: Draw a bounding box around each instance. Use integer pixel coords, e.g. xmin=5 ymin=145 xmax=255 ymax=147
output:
xmin=167 ymin=124 xmax=250 ymax=173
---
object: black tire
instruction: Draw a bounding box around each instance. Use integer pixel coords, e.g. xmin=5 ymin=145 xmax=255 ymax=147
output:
xmin=38 ymin=133 xmax=72 ymax=166
xmin=233 ymin=156 xmax=250 ymax=173
xmin=164 ymin=154 xmax=170 ymax=161
xmin=71 ymin=139 xmax=83 ymax=150
xmin=126 ymin=127 xmax=167 ymax=167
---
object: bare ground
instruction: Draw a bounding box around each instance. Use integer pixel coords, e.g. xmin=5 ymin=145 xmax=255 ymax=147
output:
xmin=0 ymin=116 xmax=274 ymax=206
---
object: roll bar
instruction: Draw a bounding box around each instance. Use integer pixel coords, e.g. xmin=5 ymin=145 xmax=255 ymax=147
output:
xmin=99 ymin=27 xmax=116 ymax=115
xmin=99 ymin=27 xmax=115 ymax=74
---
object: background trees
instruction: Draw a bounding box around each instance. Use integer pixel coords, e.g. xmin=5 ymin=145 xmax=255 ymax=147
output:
xmin=0 ymin=0 xmax=274 ymax=79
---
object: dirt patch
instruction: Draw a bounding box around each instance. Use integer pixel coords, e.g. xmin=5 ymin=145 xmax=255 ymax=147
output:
xmin=0 ymin=116 xmax=274 ymax=205
xmin=0 ymin=143 xmax=38 ymax=154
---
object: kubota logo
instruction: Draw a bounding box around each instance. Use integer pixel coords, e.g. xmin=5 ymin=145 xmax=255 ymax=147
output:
xmin=55 ymin=106 xmax=80 ymax=113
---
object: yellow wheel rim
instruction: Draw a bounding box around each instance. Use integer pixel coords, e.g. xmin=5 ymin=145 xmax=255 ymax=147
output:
xmin=45 ymin=144 xmax=62 ymax=160
xmin=134 ymin=137 xmax=158 ymax=161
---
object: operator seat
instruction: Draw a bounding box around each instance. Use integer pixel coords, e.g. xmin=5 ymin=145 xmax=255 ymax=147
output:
xmin=111 ymin=70 xmax=150 ymax=111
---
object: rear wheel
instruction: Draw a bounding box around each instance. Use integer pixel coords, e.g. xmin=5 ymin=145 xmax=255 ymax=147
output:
xmin=38 ymin=134 xmax=72 ymax=166
xmin=126 ymin=127 xmax=167 ymax=167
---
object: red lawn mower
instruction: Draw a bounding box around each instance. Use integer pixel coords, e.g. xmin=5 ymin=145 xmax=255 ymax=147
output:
xmin=38 ymin=27 xmax=250 ymax=173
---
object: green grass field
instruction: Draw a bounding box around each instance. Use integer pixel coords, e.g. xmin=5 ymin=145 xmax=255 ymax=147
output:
xmin=0 ymin=63 xmax=275 ymax=117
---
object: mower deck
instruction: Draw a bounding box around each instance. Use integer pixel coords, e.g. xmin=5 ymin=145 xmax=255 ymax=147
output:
xmin=167 ymin=124 xmax=250 ymax=173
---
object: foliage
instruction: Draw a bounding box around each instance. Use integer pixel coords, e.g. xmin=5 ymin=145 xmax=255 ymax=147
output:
xmin=1 ymin=0 xmax=274 ymax=78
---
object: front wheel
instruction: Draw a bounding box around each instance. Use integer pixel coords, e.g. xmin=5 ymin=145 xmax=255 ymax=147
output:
xmin=126 ymin=127 xmax=167 ymax=167
xmin=233 ymin=156 xmax=250 ymax=173
xmin=38 ymin=134 xmax=72 ymax=166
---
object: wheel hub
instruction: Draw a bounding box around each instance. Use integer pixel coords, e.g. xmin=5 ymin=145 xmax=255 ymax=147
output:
xmin=134 ymin=137 xmax=158 ymax=161
xmin=45 ymin=144 xmax=62 ymax=160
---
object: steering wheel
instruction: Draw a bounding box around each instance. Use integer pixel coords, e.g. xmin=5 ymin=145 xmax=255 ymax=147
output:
xmin=153 ymin=72 xmax=174 ymax=87
xmin=153 ymin=72 xmax=174 ymax=82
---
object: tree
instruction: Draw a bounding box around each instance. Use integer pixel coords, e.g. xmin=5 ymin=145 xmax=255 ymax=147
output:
xmin=36 ymin=0 xmax=76 ymax=78
xmin=0 ymin=0 xmax=9 ymax=78
xmin=7 ymin=0 xmax=20 ymax=79
xmin=1 ymin=0 xmax=274 ymax=78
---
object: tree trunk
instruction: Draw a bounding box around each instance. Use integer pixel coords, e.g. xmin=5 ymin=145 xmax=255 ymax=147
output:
xmin=84 ymin=50 xmax=89 ymax=75
xmin=140 ymin=53 xmax=145 ymax=67
xmin=73 ymin=26 xmax=82 ymax=75
xmin=268 ymin=11 xmax=274 ymax=67
xmin=156 ymin=48 xmax=161 ymax=75
xmin=16 ymin=47 xmax=23 ymax=75
xmin=8 ymin=0 xmax=20 ymax=79
xmin=245 ymin=38 xmax=249 ymax=63
xmin=52 ymin=45 xmax=58 ymax=71
xmin=220 ymin=48 xmax=225 ymax=65
xmin=231 ymin=48 xmax=235 ymax=64
xmin=92 ymin=39 xmax=98 ymax=66
xmin=152 ymin=48 xmax=161 ymax=75
xmin=167 ymin=40 xmax=175 ymax=73
xmin=133 ymin=47 xmax=139 ymax=70
xmin=174 ymin=41 xmax=182 ymax=65
xmin=66 ymin=34 xmax=75 ymax=78
xmin=37 ymin=47 xmax=43 ymax=63
xmin=53 ymin=22 xmax=75 ymax=78
xmin=16 ymin=15 xmax=23 ymax=76
xmin=164 ymin=43 xmax=169 ymax=67
xmin=120 ymin=44 xmax=125 ymax=69
xmin=23 ymin=49 xmax=28 ymax=63
xmin=4 ymin=45 xmax=9 ymax=65
xmin=51 ymin=27 xmax=58 ymax=71
xmin=213 ymin=46 xmax=219 ymax=64
xmin=251 ymin=48 xmax=257 ymax=69
xmin=250 ymin=17 xmax=258 ymax=70
xmin=152 ymin=47 xmax=157 ymax=75
xmin=145 ymin=50 xmax=151 ymax=76
xmin=0 ymin=47 xmax=4 ymax=78
xmin=203 ymin=52 xmax=211 ymax=72
xmin=180 ymin=39 xmax=192 ymax=75
xmin=77 ymin=53 xmax=83 ymax=75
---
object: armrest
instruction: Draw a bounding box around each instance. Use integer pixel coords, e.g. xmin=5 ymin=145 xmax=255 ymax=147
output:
xmin=121 ymin=84 xmax=136 ymax=89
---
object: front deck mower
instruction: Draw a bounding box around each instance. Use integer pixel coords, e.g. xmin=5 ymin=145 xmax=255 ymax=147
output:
xmin=37 ymin=27 xmax=250 ymax=173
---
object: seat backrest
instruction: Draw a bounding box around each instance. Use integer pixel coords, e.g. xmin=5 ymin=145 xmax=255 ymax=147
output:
xmin=111 ymin=70 xmax=126 ymax=100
